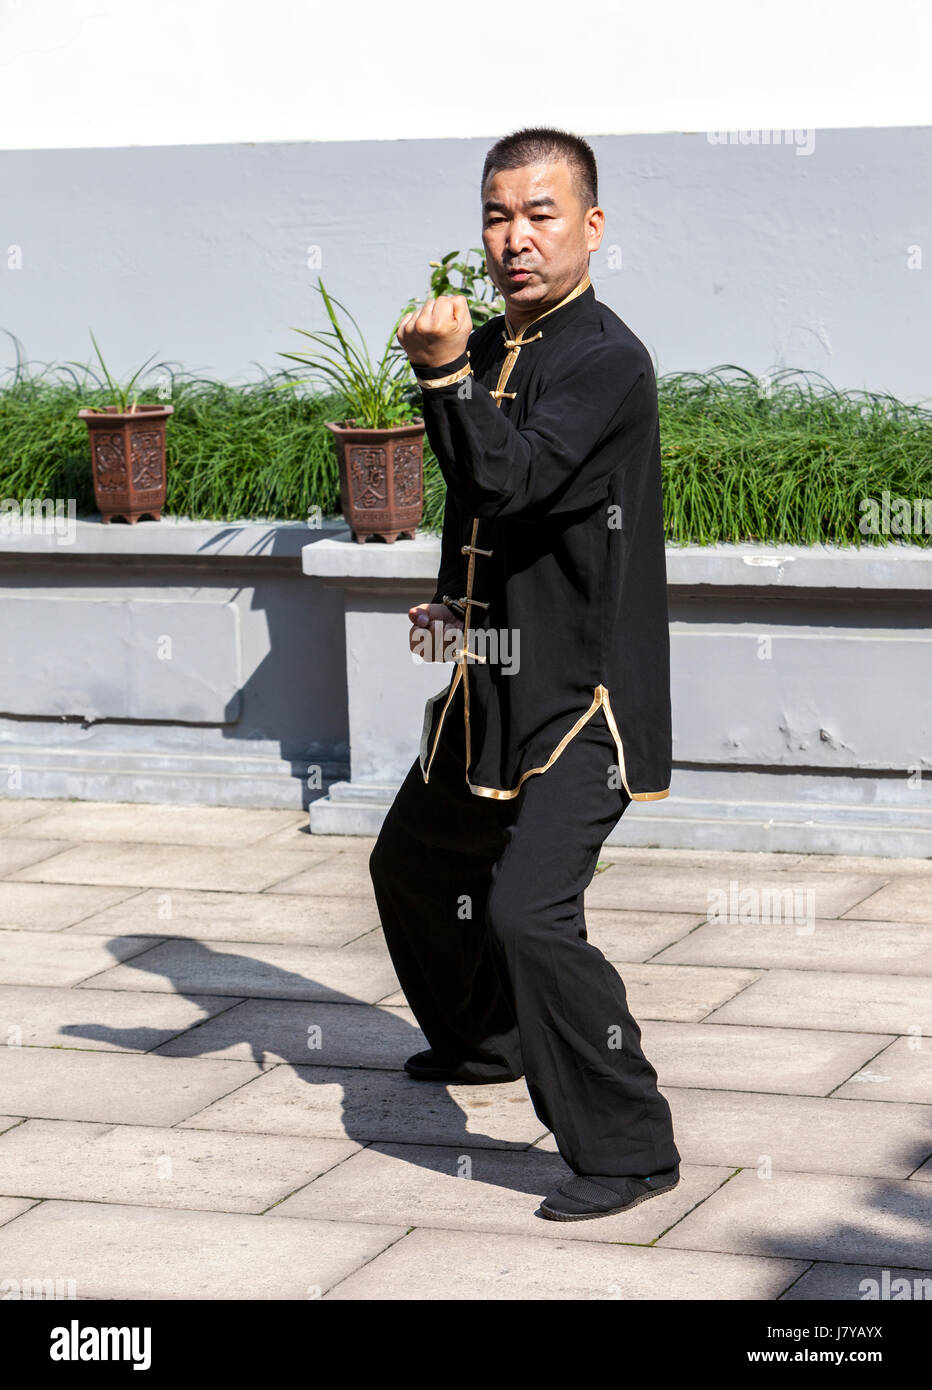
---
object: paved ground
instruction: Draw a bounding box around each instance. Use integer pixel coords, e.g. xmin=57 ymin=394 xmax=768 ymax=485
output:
xmin=0 ymin=797 xmax=929 ymax=1301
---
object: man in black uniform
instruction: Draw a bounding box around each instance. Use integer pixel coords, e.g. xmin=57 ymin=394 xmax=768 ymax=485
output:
xmin=368 ymin=127 xmax=681 ymax=1221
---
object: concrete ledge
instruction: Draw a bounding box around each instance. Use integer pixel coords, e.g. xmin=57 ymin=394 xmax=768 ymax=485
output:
xmin=302 ymin=534 xmax=932 ymax=590
xmin=665 ymin=542 xmax=932 ymax=590
xmin=0 ymin=515 xmax=350 ymax=560
xmin=8 ymin=518 xmax=926 ymax=583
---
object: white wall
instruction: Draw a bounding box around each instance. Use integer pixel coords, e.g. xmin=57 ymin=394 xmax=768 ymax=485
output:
xmin=1 ymin=0 xmax=930 ymax=150
xmin=4 ymin=130 xmax=930 ymax=399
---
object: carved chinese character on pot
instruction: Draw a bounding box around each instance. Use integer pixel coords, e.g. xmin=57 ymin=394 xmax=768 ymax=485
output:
xmin=349 ymin=447 xmax=388 ymax=509
xmin=130 ymin=430 xmax=165 ymax=491
xmin=93 ymin=433 xmax=128 ymax=494
xmin=393 ymin=445 xmax=422 ymax=509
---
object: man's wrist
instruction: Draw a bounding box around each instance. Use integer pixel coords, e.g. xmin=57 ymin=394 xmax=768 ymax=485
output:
xmin=411 ymin=350 xmax=471 ymax=387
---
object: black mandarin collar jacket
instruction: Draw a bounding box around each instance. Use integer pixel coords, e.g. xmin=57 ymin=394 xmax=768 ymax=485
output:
xmin=412 ymin=273 xmax=672 ymax=804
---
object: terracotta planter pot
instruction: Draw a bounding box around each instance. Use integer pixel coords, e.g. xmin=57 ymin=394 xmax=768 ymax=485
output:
xmin=325 ymin=418 xmax=424 ymax=543
xmin=78 ymin=403 xmax=173 ymax=524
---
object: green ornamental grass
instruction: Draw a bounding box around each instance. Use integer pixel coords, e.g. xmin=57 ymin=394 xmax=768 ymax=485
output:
xmin=658 ymin=365 xmax=932 ymax=546
xmin=0 ymin=343 xmax=929 ymax=545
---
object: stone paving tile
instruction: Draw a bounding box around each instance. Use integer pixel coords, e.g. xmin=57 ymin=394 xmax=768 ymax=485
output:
xmin=8 ymin=842 xmax=328 ymax=893
xmin=0 ymin=1195 xmax=37 ymax=1227
xmin=0 ymin=1047 xmax=266 ymax=1125
xmin=270 ymin=1142 xmax=732 ymax=1242
xmin=525 ymin=1017 xmax=888 ymax=1100
xmin=78 ymin=937 xmax=400 ymax=1005
xmin=811 ymin=857 xmax=932 ymax=878
xmin=585 ymin=865 xmax=887 ymax=918
xmin=0 ymin=1199 xmax=405 ymax=1299
xmin=0 ymin=1118 xmax=360 ymax=1213
xmin=324 ymin=1226 xmax=805 ymax=1300
xmin=12 ymin=802 xmax=306 ymax=847
xmin=585 ymin=910 xmax=706 ymax=961
xmin=178 ymin=1064 xmax=548 ymax=1147
xmin=0 ymin=801 xmax=58 ymax=831
xmin=637 ymin=1019 xmax=892 ymax=1095
xmin=780 ymin=1260 xmax=932 ymax=1300
xmin=0 ymin=839 xmax=75 ymax=877
xmin=551 ymin=1086 xmax=930 ymax=1179
xmin=0 ymin=929 xmax=157 ymax=987
xmin=608 ymin=961 xmax=761 ymax=1022
xmin=706 ymin=969 xmax=932 ymax=1035
xmin=350 ymin=926 xmax=387 ymax=949
xmin=379 ymin=962 xmax=761 ymax=1023
xmin=71 ymin=887 xmax=378 ymax=946
xmin=658 ymin=1170 xmax=932 ymax=1267
xmin=153 ymin=999 xmax=423 ymax=1067
xmin=908 ymin=1158 xmax=932 ymax=1181
xmin=264 ymin=857 xmax=378 ymax=897
xmin=595 ymin=848 xmax=932 ymax=879
xmin=655 ymin=917 xmax=932 ymax=975
xmin=0 ymin=984 xmax=243 ymax=1052
xmin=596 ymin=847 xmax=814 ymax=871
xmin=0 ymin=881 xmax=143 ymax=931
xmin=262 ymin=827 xmax=376 ymax=853
xmin=846 ymin=879 xmax=932 ymax=926
xmin=832 ymin=1038 xmax=932 ymax=1106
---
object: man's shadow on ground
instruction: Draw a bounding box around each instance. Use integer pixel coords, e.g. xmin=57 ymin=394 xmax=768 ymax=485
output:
xmin=58 ymin=935 xmax=557 ymax=1199
xmin=53 ymin=936 xmax=932 ymax=1275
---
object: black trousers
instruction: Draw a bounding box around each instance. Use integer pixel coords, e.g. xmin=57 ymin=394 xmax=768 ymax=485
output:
xmin=368 ymin=680 xmax=680 ymax=1177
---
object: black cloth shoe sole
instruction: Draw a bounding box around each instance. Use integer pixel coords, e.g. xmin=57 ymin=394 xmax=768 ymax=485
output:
xmin=403 ymin=1050 xmax=521 ymax=1085
xmin=538 ymin=1165 xmax=681 ymax=1221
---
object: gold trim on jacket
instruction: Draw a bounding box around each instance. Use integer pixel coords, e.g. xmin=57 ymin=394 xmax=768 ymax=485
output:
xmin=467 ymin=686 xmax=670 ymax=802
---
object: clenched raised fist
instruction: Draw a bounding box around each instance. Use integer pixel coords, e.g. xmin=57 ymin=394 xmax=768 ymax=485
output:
xmin=397 ymin=295 xmax=473 ymax=369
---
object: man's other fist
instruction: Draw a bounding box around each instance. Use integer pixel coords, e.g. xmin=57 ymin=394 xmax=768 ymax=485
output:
xmin=409 ymin=602 xmax=464 ymax=662
xmin=397 ymin=295 xmax=473 ymax=369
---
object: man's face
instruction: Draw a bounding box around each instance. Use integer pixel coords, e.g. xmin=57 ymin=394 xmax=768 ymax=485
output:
xmin=481 ymin=158 xmax=604 ymax=327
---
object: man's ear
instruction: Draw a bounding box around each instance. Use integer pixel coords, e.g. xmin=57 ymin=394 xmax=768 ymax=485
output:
xmin=586 ymin=205 xmax=605 ymax=253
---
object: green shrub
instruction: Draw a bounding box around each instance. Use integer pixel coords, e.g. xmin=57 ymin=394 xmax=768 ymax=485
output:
xmin=0 ymin=350 xmax=928 ymax=545
xmin=658 ymin=366 xmax=932 ymax=546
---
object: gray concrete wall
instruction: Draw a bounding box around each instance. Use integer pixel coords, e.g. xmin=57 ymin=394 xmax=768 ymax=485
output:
xmin=0 ymin=520 xmax=351 ymax=808
xmin=305 ymin=535 xmax=932 ymax=857
xmin=2 ymin=520 xmax=930 ymax=853
xmin=2 ymin=127 xmax=930 ymax=401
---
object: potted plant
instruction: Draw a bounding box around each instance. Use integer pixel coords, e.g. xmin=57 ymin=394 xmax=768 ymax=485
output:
xmin=77 ymin=331 xmax=173 ymax=524
xmin=279 ymin=280 xmax=424 ymax=543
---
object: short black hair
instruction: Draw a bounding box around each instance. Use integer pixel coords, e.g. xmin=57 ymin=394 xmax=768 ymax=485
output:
xmin=481 ymin=127 xmax=598 ymax=209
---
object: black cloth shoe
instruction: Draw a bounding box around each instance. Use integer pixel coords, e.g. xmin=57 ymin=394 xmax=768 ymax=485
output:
xmin=538 ymin=1163 xmax=681 ymax=1221
xmin=403 ymin=1049 xmax=521 ymax=1084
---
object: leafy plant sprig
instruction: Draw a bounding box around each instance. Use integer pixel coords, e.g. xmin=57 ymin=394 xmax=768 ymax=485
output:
xmin=420 ymin=248 xmax=505 ymax=327
xmin=78 ymin=330 xmax=161 ymax=414
xmin=276 ymin=279 xmax=421 ymax=429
